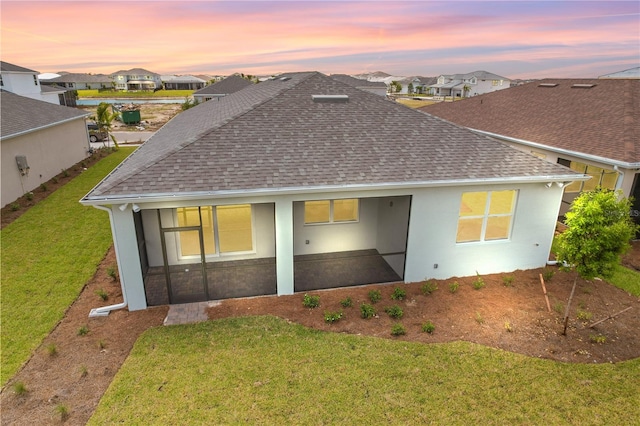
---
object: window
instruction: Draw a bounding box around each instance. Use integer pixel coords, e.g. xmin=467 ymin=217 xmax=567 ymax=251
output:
xmin=33 ymin=75 xmax=38 ymax=86
xmin=557 ymin=158 xmax=618 ymax=193
xmin=176 ymin=204 xmax=253 ymax=257
xmin=304 ymin=199 xmax=359 ymax=224
xmin=0 ymin=75 xmax=3 ymax=86
xmin=456 ymin=191 xmax=517 ymax=243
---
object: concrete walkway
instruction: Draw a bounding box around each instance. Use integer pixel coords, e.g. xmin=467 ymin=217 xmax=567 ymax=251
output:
xmin=163 ymin=300 xmax=220 ymax=326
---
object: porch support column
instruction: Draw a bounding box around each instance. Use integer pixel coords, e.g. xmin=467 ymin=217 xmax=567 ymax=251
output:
xmin=274 ymin=199 xmax=294 ymax=295
xmin=111 ymin=207 xmax=147 ymax=310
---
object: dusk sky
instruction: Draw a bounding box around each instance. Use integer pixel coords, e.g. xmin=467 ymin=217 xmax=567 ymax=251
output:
xmin=1 ymin=1 xmax=638 ymax=79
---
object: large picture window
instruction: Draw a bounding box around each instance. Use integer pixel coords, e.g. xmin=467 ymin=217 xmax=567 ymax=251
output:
xmin=176 ymin=204 xmax=253 ymax=257
xmin=456 ymin=190 xmax=517 ymax=243
xmin=557 ymin=158 xmax=618 ymax=193
xmin=304 ymin=199 xmax=359 ymax=224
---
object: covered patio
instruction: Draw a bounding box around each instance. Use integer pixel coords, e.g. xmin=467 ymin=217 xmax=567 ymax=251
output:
xmin=144 ymin=249 xmax=401 ymax=306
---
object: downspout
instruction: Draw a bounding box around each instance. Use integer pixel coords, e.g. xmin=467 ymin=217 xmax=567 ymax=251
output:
xmin=89 ymin=204 xmax=128 ymax=317
xmin=613 ymin=165 xmax=624 ymax=191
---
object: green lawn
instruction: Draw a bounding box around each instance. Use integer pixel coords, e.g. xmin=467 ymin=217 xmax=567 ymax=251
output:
xmin=0 ymin=148 xmax=135 ymax=385
xmin=77 ymin=89 xmax=193 ymax=98
xmin=90 ymin=316 xmax=640 ymax=425
xmin=609 ymin=263 xmax=640 ymax=297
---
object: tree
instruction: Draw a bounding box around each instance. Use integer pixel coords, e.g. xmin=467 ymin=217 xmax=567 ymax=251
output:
xmin=408 ymin=83 xmax=414 ymax=95
xmin=462 ymin=84 xmax=471 ymax=98
xmin=93 ymin=102 xmax=120 ymax=148
xmin=555 ymin=188 xmax=638 ymax=334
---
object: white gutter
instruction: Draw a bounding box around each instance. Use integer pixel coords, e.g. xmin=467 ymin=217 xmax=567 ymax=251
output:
xmin=88 ymin=205 xmax=128 ymax=317
xmin=80 ymin=174 xmax=588 ymax=206
xmin=469 ymin=128 xmax=640 ymax=169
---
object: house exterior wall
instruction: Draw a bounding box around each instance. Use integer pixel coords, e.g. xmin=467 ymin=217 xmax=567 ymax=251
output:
xmin=376 ymin=196 xmax=411 ymax=277
xmin=1 ymin=119 xmax=90 ymax=207
xmin=404 ymin=182 xmax=563 ymax=282
xmin=469 ymin=79 xmax=509 ymax=96
xmin=2 ymin=71 xmax=60 ymax=104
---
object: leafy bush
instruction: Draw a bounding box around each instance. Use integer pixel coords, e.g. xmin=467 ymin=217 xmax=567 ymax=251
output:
xmin=391 ymin=287 xmax=406 ymax=300
xmin=576 ymin=310 xmax=593 ymax=321
xmin=502 ymin=275 xmax=514 ymax=287
xmin=107 ymin=266 xmax=117 ymax=281
xmin=384 ymin=305 xmax=404 ymax=319
xmin=302 ymin=294 xmax=320 ymax=308
xmin=340 ymin=297 xmax=353 ymax=308
xmin=390 ymin=323 xmax=406 ymax=336
xmin=40 ymin=183 xmax=48 ymax=192
xmin=78 ymin=325 xmax=89 ymax=336
xmin=10 ymin=203 xmax=20 ymax=212
xmin=472 ymin=273 xmax=485 ymax=290
xmin=324 ymin=311 xmax=343 ymax=324
xmin=47 ymin=343 xmax=57 ymax=357
xmin=368 ymin=290 xmax=382 ymax=303
xmin=360 ymin=303 xmax=376 ymax=319
xmin=13 ymin=381 xmax=27 ymax=395
xmin=449 ymin=281 xmax=459 ymax=293
xmin=590 ymin=334 xmax=606 ymax=344
xmin=421 ymin=281 xmax=438 ymax=295
xmin=96 ymin=289 xmax=108 ymax=301
xmin=25 ymin=192 xmax=34 ymax=201
xmin=422 ymin=321 xmax=435 ymax=334
xmin=542 ymin=268 xmax=555 ymax=282
xmin=55 ymin=404 xmax=69 ymax=421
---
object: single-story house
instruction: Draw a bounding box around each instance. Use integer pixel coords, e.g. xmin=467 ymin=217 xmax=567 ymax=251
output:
xmin=162 ymin=75 xmax=207 ymax=90
xmin=420 ymin=78 xmax=640 ymax=232
xmin=1 ymin=91 xmax=90 ymax=207
xmin=329 ymin=74 xmax=388 ymax=96
xmin=40 ymin=72 xmax=114 ymax=90
xmin=192 ymin=75 xmax=253 ymax=103
xmin=81 ymin=72 xmax=585 ymax=315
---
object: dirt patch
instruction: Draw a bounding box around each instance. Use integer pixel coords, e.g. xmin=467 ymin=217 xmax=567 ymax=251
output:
xmin=77 ymin=103 xmax=182 ymax=132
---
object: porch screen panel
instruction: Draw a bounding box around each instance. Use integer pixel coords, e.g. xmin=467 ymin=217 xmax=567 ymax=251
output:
xmin=177 ymin=206 xmax=215 ymax=255
xmin=217 ymin=204 xmax=253 ymax=253
xmin=333 ymin=199 xmax=359 ymax=222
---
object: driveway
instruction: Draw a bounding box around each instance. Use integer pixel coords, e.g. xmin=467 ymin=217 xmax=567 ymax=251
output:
xmin=90 ymin=131 xmax=154 ymax=149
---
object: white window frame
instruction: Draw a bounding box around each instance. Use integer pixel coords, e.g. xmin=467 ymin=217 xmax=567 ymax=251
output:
xmin=456 ymin=190 xmax=517 ymax=244
xmin=304 ymin=199 xmax=360 ymax=225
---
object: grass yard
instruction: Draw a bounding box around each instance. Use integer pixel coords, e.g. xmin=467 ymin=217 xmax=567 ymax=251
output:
xmin=609 ymin=263 xmax=640 ymax=297
xmin=0 ymin=148 xmax=135 ymax=386
xmin=90 ymin=316 xmax=639 ymax=425
xmin=77 ymin=89 xmax=193 ymax=98
xmin=395 ymin=98 xmax=438 ymax=108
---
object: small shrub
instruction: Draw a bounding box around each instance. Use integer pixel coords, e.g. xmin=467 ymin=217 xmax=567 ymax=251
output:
xmin=106 ymin=266 xmax=117 ymax=281
xmin=504 ymin=321 xmax=513 ymax=332
xmin=475 ymin=312 xmax=485 ymax=325
xmin=47 ymin=343 xmax=57 ymax=357
xmin=52 ymin=176 xmax=59 ymax=184
xmin=95 ymin=289 xmax=109 ymax=301
xmin=472 ymin=272 xmax=485 ymax=290
xmin=302 ymin=293 xmax=320 ymax=308
xmin=81 ymin=161 xmax=87 ymax=168
xmin=542 ymin=268 xmax=555 ymax=281
xmin=79 ymin=364 xmax=88 ymax=378
xmin=13 ymin=381 xmax=28 ymax=395
xmin=62 ymin=168 xmax=70 ymax=177
xmin=98 ymin=340 xmax=107 ymax=350
xmin=449 ymin=281 xmax=459 ymax=293
xmin=40 ymin=183 xmax=48 ymax=192
xmin=78 ymin=325 xmax=89 ymax=336
xmin=577 ymin=310 xmax=593 ymax=321
xmin=324 ymin=311 xmax=343 ymax=323
xmin=340 ymin=297 xmax=353 ymax=308
xmin=502 ymin=275 xmax=514 ymax=287
xmin=391 ymin=323 xmax=406 ymax=336
xmin=384 ymin=305 xmax=404 ymax=319
xmin=25 ymin=192 xmax=34 ymax=201
xmin=421 ymin=280 xmax=438 ymax=295
xmin=590 ymin=334 xmax=606 ymax=344
xmin=360 ymin=303 xmax=376 ymax=319
xmin=10 ymin=203 xmax=20 ymax=212
xmin=553 ymin=302 xmax=564 ymax=314
xmin=422 ymin=321 xmax=435 ymax=334
xmin=55 ymin=404 xmax=69 ymax=421
xmin=391 ymin=287 xmax=406 ymax=300
xmin=368 ymin=290 xmax=382 ymax=303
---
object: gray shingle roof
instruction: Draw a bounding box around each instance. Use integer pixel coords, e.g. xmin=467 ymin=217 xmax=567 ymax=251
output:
xmin=84 ymin=72 xmax=580 ymax=201
xmin=45 ymin=73 xmax=113 ymax=84
xmin=1 ymin=91 xmax=88 ymax=139
xmin=1 ymin=61 xmax=38 ymax=73
xmin=422 ymin=78 xmax=640 ymax=165
xmin=330 ymin=74 xmax=387 ymax=89
xmin=194 ymin=75 xmax=253 ymax=96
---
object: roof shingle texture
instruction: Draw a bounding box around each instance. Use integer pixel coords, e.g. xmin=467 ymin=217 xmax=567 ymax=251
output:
xmin=194 ymin=75 xmax=253 ymax=95
xmin=1 ymin=91 xmax=88 ymax=139
xmin=422 ymin=79 xmax=639 ymax=164
xmin=86 ymin=72 xmax=579 ymax=200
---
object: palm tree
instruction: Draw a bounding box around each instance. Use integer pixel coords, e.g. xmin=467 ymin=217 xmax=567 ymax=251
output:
xmin=93 ymin=102 xmax=120 ymax=148
xmin=462 ymin=84 xmax=471 ymax=98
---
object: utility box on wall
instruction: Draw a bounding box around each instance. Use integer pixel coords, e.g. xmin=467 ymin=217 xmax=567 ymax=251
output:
xmin=15 ymin=155 xmax=29 ymax=176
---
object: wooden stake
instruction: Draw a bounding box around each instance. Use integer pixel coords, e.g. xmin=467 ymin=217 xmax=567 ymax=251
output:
xmin=589 ymin=306 xmax=633 ymax=328
xmin=539 ymin=273 xmax=551 ymax=312
xmin=562 ymin=276 xmax=578 ymax=336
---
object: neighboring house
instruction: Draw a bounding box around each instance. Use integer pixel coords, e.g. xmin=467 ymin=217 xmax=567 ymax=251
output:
xmin=162 ymin=75 xmax=207 ymax=90
xmin=421 ymin=78 xmax=640 ymax=232
xmin=330 ymin=74 xmax=388 ymax=96
xmin=110 ymin=68 xmax=162 ymax=91
xmin=396 ymin=76 xmax=437 ymax=95
xmin=1 ymin=61 xmax=63 ymax=105
xmin=599 ymin=67 xmax=640 ymax=79
xmin=81 ymin=71 xmax=585 ymax=314
xmin=192 ymin=74 xmax=253 ymax=102
xmin=429 ymin=71 xmax=510 ymax=99
xmin=1 ymin=91 xmax=90 ymax=207
xmin=40 ymin=73 xmax=113 ymax=90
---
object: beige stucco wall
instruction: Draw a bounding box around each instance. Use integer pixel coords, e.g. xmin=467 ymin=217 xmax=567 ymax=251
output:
xmin=1 ymin=119 xmax=90 ymax=207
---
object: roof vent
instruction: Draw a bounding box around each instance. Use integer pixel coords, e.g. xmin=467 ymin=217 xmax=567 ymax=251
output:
xmin=312 ymin=94 xmax=349 ymax=103
xmin=538 ymin=83 xmax=558 ymax=88
xmin=279 ymin=76 xmax=291 ymax=81
xmin=571 ymin=83 xmax=596 ymax=89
